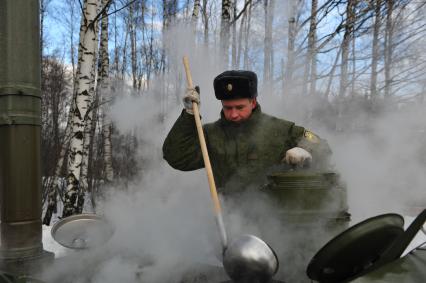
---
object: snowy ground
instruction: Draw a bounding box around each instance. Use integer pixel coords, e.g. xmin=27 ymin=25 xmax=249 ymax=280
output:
xmin=42 ymin=224 xmax=68 ymax=258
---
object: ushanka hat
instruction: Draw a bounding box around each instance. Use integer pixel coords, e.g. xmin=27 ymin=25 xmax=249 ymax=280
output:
xmin=213 ymin=70 xmax=258 ymax=100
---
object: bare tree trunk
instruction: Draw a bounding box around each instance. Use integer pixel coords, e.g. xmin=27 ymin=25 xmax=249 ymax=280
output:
xmin=202 ymin=0 xmax=209 ymax=46
xmin=325 ymin=44 xmax=343 ymax=98
xmin=263 ymin=0 xmax=275 ymax=91
xmin=302 ymin=0 xmax=318 ymax=96
xmin=43 ymin=104 xmax=74 ymax=225
xmin=79 ymin=62 xmax=99 ymax=213
xmin=351 ymin=25 xmax=356 ymax=96
xmin=192 ymin=0 xmax=201 ymax=22
xmin=283 ymin=0 xmax=301 ymax=96
xmin=63 ymin=0 xmax=100 ymax=218
xmin=99 ymin=0 xmax=114 ymax=184
xmin=39 ymin=0 xmax=52 ymax=60
xmin=220 ymin=0 xmax=231 ymax=67
xmin=308 ymin=0 xmax=318 ymax=96
xmin=232 ymin=1 xmax=237 ymax=68
xmin=370 ymin=0 xmax=382 ymax=97
xmin=243 ymin=1 xmax=252 ymax=69
xmin=338 ymin=0 xmax=355 ymax=97
xmin=121 ymin=30 xmax=128 ymax=80
xmin=129 ymin=2 xmax=137 ymax=89
xmin=113 ymin=1 xmax=119 ymax=77
xmin=237 ymin=1 xmax=247 ymax=68
xmin=64 ymin=0 xmax=78 ymax=83
xmin=384 ymin=0 xmax=394 ymax=98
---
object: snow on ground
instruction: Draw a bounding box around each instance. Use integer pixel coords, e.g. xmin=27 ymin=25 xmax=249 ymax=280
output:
xmin=42 ymin=224 xmax=68 ymax=258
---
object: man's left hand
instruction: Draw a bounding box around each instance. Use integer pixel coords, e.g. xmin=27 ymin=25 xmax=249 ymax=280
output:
xmin=283 ymin=147 xmax=312 ymax=167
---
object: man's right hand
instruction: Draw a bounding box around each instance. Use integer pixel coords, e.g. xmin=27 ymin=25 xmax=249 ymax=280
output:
xmin=183 ymin=86 xmax=200 ymax=115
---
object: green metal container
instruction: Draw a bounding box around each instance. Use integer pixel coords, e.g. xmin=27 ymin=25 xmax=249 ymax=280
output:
xmin=263 ymin=170 xmax=350 ymax=229
xmin=261 ymin=169 xmax=351 ymax=282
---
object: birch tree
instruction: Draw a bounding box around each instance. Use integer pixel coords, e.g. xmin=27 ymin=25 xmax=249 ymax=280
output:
xmin=192 ymin=0 xmax=201 ymax=22
xmin=129 ymin=2 xmax=138 ymax=89
xmin=236 ymin=1 xmax=247 ymax=68
xmin=99 ymin=0 xmax=114 ymax=183
xmin=243 ymin=0 xmax=253 ymax=69
xmin=221 ymin=0 xmax=232 ymax=66
xmin=63 ymin=0 xmax=100 ymax=218
xmin=232 ymin=1 xmax=238 ymax=68
xmin=263 ymin=0 xmax=275 ymax=89
xmin=370 ymin=0 xmax=382 ymax=97
xmin=339 ymin=0 xmax=356 ymax=97
xmin=303 ymin=0 xmax=318 ymax=97
xmin=202 ymin=0 xmax=209 ymax=46
xmin=79 ymin=29 xmax=99 ymax=213
xmin=283 ymin=0 xmax=302 ymax=95
xmin=384 ymin=0 xmax=394 ymax=98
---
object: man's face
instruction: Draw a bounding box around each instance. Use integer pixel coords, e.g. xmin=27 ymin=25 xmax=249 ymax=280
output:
xmin=222 ymin=98 xmax=257 ymax=123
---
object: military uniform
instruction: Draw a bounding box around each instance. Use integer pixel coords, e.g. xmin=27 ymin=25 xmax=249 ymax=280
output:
xmin=162 ymin=104 xmax=331 ymax=194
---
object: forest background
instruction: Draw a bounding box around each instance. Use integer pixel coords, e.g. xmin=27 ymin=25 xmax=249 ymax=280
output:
xmin=39 ymin=0 xmax=426 ymax=225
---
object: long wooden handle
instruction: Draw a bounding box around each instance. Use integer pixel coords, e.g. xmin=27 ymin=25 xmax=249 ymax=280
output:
xmin=182 ymin=56 xmax=227 ymax=248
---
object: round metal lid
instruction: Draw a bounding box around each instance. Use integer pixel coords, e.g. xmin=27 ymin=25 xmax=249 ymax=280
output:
xmin=306 ymin=213 xmax=404 ymax=283
xmin=51 ymin=213 xmax=114 ymax=249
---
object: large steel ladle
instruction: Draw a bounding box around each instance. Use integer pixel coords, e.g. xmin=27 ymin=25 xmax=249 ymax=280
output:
xmin=182 ymin=57 xmax=279 ymax=282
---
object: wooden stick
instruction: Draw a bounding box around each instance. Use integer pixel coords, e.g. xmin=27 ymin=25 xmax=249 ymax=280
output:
xmin=182 ymin=56 xmax=227 ymax=248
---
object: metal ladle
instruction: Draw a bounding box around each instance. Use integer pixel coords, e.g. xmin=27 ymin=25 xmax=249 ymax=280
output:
xmin=182 ymin=57 xmax=279 ymax=282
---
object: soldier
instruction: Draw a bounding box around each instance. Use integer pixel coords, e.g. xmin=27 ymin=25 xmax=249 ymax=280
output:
xmin=163 ymin=70 xmax=331 ymax=194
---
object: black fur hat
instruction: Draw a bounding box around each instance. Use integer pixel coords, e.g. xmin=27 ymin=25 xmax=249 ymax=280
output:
xmin=213 ymin=70 xmax=258 ymax=100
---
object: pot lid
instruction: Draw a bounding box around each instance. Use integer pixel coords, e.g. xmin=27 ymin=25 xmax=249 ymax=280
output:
xmin=51 ymin=213 xmax=114 ymax=249
xmin=306 ymin=213 xmax=404 ymax=283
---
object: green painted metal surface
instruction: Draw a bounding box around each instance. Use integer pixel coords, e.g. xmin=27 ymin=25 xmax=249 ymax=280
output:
xmin=263 ymin=170 xmax=349 ymax=227
xmin=0 ymin=0 xmax=41 ymax=99
xmin=0 ymin=0 xmax=50 ymax=275
xmin=0 ymin=0 xmax=41 ymax=126
xmin=0 ymin=96 xmax=41 ymax=126
xmin=351 ymin=248 xmax=426 ymax=282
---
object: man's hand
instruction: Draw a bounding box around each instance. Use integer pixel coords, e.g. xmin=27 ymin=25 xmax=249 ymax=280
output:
xmin=183 ymin=86 xmax=200 ymax=115
xmin=283 ymin=147 xmax=312 ymax=167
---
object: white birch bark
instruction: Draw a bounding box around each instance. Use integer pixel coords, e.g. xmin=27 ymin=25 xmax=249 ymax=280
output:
xmin=202 ymin=0 xmax=209 ymax=46
xmin=370 ymin=0 xmax=382 ymax=98
xmin=236 ymin=1 xmax=248 ymax=68
xmin=63 ymin=0 xmax=100 ymax=217
xmin=231 ymin=1 xmax=237 ymax=68
xmin=129 ymin=2 xmax=137 ymax=89
xmin=308 ymin=0 xmax=318 ymax=96
xmin=243 ymin=1 xmax=252 ymax=69
xmin=79 ymin=52 xmax=98 ymax=213
xmin=384 ymin=0 xmax=394 ymax=98
xmin=283 ymin=0 xmax=302 ymax=95
xmin=220 ymin=0 xmax=231 ymax=66
xmin=338 ymin=0 xmax=355 ymax=97
xmin=99 ymin=0 xmax=114 ymax=183
xmin=192 ymin=0 xmax=201 ymax=22
xmin=263 ymin=0 xmax=275 ymax=92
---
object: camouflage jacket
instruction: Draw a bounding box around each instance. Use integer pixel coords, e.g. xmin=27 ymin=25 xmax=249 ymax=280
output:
xmin=163 ymin=105 xmax=331 ymax=194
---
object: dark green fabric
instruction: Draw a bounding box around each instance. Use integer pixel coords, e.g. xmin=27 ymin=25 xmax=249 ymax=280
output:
xmin=163 ymin=105 xmax=331 ymax=194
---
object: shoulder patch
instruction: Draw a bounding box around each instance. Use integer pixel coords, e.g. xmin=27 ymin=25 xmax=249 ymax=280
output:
xmin=304 ymin=130 xmax=320 ymax=144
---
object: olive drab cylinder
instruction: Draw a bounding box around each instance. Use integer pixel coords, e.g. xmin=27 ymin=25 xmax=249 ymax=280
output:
xmin=0 ymin=0 xmax=49 ymax=272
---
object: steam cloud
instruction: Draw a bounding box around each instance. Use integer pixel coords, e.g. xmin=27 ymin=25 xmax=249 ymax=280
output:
xmin=42 ymin=22 xmax=426 ymax=283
